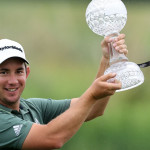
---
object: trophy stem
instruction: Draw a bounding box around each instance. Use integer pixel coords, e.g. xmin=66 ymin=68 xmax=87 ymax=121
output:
xmin=108 ymin=33 xmax=128 ymax=65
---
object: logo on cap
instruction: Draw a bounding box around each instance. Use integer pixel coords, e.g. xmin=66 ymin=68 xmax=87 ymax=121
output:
xmin=0 ymin=46 xmax=23 ymax=52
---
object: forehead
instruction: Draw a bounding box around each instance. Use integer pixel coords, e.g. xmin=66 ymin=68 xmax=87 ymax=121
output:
xmin=0 ymin=57 xmax=25 ymax=68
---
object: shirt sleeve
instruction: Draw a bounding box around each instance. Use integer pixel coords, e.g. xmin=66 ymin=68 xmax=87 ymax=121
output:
xmin=0 ymin=111 xmax=33 ymax=150
xmin=26 ymin=98 xmax=71 ymax=124
xmin=44 ymin=99 xmax=71 ymax=123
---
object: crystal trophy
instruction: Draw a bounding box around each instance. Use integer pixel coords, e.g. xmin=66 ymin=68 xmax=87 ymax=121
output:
xmin=86 ymin=0 xmax=144 ymax=92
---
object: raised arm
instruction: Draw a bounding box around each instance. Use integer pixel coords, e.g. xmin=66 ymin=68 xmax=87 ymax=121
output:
xmin=22 ymin=73 xmax=121 ymax=150
xmin=71 ymin=34 xmax=128 ymax=121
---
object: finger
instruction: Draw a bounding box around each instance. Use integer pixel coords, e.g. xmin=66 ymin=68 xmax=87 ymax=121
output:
xmin=100 ymin=73 xmax=116 ymax=82
xmin=101 ymin=38 xmax=107 ymax=48
xmin=104 ymin=36 xmax=114 ymax=43
xmin=105 ymin=34 xmax=125 ymax=46
xmin=114 ymin=42 xmax=128 ymax=54
xmin=115 ymin=46 xmax=127 ymax=53
xmin=118 ymin=49 xmax=128 ymax=55
xmin=107 ymin=80 xmax=122 ymax=90
xmin=114 ymin=79 xmax=121 ymax=84
xmin=115 ymin=47 xmax=128 ymax=55
xmin=123 ymin=49 xmax=128 ymax=55
xmin=113 ymin=39 xmax=125 ymax=47
xmin=101 ymin=37 xmax=112 ymax=51
xmin=115 ymin=44 xmax=127 ymax=50
xmin=115 ymin=34 xmax=125 ymax=41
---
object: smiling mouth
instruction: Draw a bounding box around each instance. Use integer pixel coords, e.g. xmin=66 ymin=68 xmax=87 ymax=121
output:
xmin=5 ymin=88 xmax=18 ymax=92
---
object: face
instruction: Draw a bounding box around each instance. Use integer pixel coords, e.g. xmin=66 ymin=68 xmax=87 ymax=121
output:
xmin=0 ymin=58 xmax=30 ymax=109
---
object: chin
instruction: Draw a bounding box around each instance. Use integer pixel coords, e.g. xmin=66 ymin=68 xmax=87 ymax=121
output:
xmin=5 ymin=97 xmax=20 ymax=105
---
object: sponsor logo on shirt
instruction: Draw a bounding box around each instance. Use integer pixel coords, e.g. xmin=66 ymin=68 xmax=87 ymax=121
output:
xmin=34 ymin=118 xmax=40 ymax=124
xmin=13 ymin=124 xmax=23 ymax=136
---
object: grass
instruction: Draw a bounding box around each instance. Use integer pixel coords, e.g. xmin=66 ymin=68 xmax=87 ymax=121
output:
xmin=0 ymin=1 xmax=150 ymax=149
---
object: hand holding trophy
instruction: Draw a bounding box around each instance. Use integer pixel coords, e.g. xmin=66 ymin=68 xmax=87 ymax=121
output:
xmin=86 ymin=0 xmax=144 ymax=92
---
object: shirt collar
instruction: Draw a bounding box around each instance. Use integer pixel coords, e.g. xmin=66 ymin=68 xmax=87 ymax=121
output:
xmin=19 ymin=98 xmax=30 ymax=115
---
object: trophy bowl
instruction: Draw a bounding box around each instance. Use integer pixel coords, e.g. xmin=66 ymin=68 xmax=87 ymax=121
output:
xmin=86 ymin=0 xmax=144 ymax=92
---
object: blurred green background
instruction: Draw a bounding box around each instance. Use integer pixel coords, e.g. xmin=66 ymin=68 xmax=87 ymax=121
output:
xmin=1 ymin=0 xmax=150 ymax=150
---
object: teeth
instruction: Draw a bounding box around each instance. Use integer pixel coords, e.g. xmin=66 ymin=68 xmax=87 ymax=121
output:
xmin=7 ymin=89 xmax=16 ymax=92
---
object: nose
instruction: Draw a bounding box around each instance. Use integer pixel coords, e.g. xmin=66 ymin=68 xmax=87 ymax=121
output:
xmin=8 ymin=74 xmax=19 ymax=85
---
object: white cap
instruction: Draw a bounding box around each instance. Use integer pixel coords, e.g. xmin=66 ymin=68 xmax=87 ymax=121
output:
xmin=0 ymin=39 xmax=29 ymax=64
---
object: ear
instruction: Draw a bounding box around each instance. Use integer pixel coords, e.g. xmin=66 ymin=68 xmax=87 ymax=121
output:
xmin=26 ymin=66 xmax=30 ymax=78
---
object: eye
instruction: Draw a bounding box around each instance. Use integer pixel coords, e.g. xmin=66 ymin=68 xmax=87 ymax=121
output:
xmin=17 ymin=70 xmax=25 ymax=74
xmin=0 ymin=71 xmax=7 ymax=75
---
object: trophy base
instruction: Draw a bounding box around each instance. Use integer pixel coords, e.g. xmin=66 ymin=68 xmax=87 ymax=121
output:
xmin=104 ymin=61 xmax=144 ymax=92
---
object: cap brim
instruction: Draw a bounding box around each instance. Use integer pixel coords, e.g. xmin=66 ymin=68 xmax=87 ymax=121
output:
xmin=0 ymin=56 xmax=29 ymax=65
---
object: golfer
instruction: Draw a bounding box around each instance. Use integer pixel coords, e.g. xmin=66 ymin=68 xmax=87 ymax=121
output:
xmin=0 ymin=34 xmax=127 ymax=150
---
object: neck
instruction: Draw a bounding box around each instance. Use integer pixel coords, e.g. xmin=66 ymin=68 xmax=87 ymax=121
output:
xmin=0 ymin=100 xmax=20 ymax=111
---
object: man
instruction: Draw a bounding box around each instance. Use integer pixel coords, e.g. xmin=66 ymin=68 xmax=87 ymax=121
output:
xmin=0 ymin=34 xmax=127 ymax=150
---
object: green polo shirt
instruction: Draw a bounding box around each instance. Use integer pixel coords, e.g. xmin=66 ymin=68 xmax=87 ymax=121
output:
xmin=0 ymin=98 xmax=71 ymax=150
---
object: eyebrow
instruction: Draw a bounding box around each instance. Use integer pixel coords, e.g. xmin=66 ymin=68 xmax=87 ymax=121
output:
xmin=0 ymin=68 xmax=9 ymax=71
xmin=0 ymin=67 xmax=25 ymax=71
xmin=17 ymin=67 xmax=24 ymax=70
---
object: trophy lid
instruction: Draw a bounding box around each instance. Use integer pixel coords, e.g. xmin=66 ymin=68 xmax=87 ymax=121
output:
xmin=86 ymin=0 xmax=127 ymax=36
